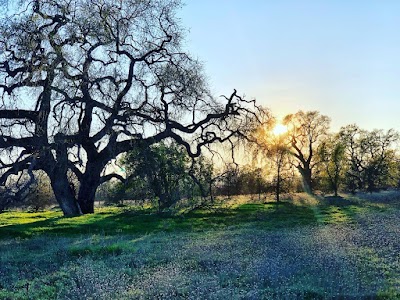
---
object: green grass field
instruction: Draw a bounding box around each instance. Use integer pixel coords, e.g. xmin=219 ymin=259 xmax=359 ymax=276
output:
xmin=0 ymin=192 xmax=399 ymax=299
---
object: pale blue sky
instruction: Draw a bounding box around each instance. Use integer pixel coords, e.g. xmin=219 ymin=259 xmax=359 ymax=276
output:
xmin=180 ymin=1 xmax=400 ymax=131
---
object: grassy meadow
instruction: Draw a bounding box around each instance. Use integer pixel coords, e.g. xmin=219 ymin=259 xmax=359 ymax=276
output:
xmin=0 ymin=192 xmax=399 ymax=299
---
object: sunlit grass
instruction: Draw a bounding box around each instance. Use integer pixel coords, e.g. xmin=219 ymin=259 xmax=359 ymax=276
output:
xmin=0 ymin=210 xmax=62 ymax=226
xmin=0 ymin=192 xmax=399 ymax=298
xmin=0 ymin=200 xmax=318 ymax=239
xmin=319 ymin=206 xmax=352 ymax=223
xmin=0 ymin=192 xmax=396 ymax=239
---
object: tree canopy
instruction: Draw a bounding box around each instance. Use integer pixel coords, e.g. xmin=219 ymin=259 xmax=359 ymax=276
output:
xmin=283 ymin=111 xmax=330 ymax=193
xmin=0 ymin=0 xmax=263 ymax=216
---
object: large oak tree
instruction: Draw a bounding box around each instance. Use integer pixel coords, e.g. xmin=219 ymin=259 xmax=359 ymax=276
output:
xmin=0 ymin=0 xmax=262 ymax=216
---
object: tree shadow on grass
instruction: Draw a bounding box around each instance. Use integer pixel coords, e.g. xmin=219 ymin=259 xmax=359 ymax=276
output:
xmin=316 ymin=195 xmax=368 ymax=224
xmin=0 ymin=209 xmax=165 ymax=239
xmin=186 ymin=202 xmax=317 ymax=229
xmin=322 ymin=195 xmax=356 ymax=206
xmin=0 ymin=202 xmax=319 ymax=239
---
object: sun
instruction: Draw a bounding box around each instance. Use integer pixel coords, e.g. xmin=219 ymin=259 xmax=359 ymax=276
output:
xmin=272 ymin=123 xmax=288 ymax=135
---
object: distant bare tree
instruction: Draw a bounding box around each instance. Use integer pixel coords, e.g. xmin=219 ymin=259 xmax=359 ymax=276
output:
xmin=0 ymin=0 xmax=264 ymax=216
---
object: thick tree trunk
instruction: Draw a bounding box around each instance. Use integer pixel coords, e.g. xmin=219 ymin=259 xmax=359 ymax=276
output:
xmin=77 ymin=185 xmax=96 ymax=214
xmin=333 ymin=183 xmax=338 ymax=197
xmin=298 ymin=166 xmax=312 ymax=194
xmin=332 ymin=174 xmax=339 ymax=197
xmin=158 ymin=193 xmax=175 ymax=212
xmin=47 ymin=150 xmax=82 ymax=217
xmin=50 ymin=175 xmax=81 ymax=217
xmin=77 ymin=166 xmax=101 ymax=214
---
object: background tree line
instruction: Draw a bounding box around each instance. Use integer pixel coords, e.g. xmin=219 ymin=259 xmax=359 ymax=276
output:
xmin=8 ymin=109 xmax=399 ymax=213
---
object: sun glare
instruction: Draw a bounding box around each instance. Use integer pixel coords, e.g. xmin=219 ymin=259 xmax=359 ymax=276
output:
xmin=272 ymin=123 xmax=288 ymax=135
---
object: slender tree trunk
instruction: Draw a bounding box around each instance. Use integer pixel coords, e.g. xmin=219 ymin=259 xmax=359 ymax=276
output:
xmin=275 ymin=157 xmax=281 ymax=202
xmin=209 ymin=181 xmax=214 ymax=203
xmin=332 ymin=177 xmax=338 ymax=197
xmin=331 ymin=174 xmax=338 ymax=197
xmin=333 ymin=174 xmax=339 ymax=197
xmin=276 ymin=169 xmax=281 ymax=202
